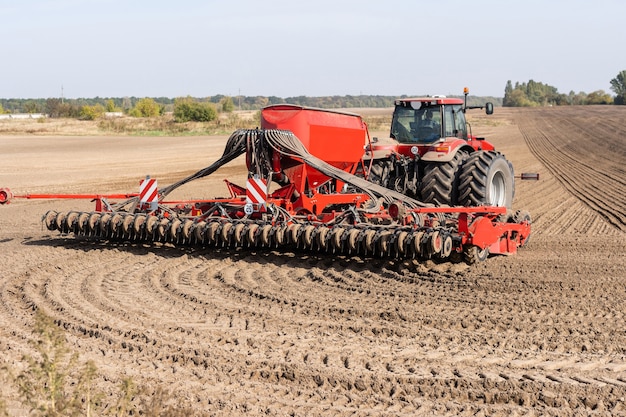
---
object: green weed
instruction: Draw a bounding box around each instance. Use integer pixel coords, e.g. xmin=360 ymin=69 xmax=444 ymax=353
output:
xmin=1 ymin=310 xmax=198 ymax=416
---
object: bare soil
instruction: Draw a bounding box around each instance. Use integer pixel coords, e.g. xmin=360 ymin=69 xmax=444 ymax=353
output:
xmin=1 ymin=106 xmax=625 ymax=416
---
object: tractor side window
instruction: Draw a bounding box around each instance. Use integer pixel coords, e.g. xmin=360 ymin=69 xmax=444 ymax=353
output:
xmin=391 ymin=107 xmax=414 ymax=143
xmin=453 ymin=105 xmax=467 ymax=139
xmin=443 ymin=106 xmax=454 ymax=137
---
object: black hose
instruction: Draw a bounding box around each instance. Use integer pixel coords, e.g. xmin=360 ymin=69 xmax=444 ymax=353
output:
xmin=158 ymin=129 xmax=248 ymax=199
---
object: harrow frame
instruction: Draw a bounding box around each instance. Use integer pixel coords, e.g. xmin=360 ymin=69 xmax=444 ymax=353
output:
xmin=1 ymin=105 xmax=533 ymax=264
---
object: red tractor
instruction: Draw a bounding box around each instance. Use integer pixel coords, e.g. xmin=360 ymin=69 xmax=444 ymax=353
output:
xmin=366 ymin=88 xmax=515 ymax=208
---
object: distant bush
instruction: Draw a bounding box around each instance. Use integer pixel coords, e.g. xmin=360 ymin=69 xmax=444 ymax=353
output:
xmin=129 ymin=98 xmax=162 ymax=117
xmin=173 ymin=97 xmax=217 ymax=122
xmin=45 ymin=99 xmax=81 ymax=118
xmin=23 ymin=101 xmax=42 ymax=114
xmin=586 ymin=90 xmax=613 ymax=105
xmin=504 ymin=78 xmax=621 ymax=106
xmin=503 ymin=80 xmax=560 ymax=107
xmin=79 ymin=104 xmax=106 ymax=120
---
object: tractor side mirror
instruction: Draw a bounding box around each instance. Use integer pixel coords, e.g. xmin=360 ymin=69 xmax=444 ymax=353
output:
xmin=485 ymin=102 xmax=494 ymax=115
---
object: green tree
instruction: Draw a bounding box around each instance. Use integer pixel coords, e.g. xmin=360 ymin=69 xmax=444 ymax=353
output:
xmin=503 ymin=80 xmax=514 ymax=106
xmin=105 ymin=99 xmax=117 ymax=112
xmin=46 ymin=99 xmax=80 ymax=118
xmin=129 ymin=98 xmax=161 ymax=117
xmin=254 ymin=96 xmax=269 ymax=108
xmin=610 ymin=70 xmax=626 ymax=105
xmin=23 ymin=101 xmax=42 ymax=114
xmin=220 ymin=96 xmax=235 ymax=113
xmin=503 ymin=80 xmax=566 ymax=106
xmin=506 ymin=89 xmax=534 ymax=107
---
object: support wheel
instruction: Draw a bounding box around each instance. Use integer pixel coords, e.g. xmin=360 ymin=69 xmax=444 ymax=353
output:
xmin=512 ymin=210 xmax=532 ymax=247
xmin=464 ymin=245 xmax=489 ymax=265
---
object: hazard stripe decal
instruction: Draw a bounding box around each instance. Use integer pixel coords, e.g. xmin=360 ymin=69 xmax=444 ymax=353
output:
xmin=246 ymin=178 xmax=267 ymax=205
xmin=140 ymin=178 xmax=158 ymax=203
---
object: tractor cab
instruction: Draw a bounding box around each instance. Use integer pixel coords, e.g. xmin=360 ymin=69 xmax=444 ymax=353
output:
xmin=381 ymin=89 xmax=495 ymax=162
xmin=390 ymin=97 xmax=468 ymax=145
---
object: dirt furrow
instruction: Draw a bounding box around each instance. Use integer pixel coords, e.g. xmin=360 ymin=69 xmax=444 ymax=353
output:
xmin=515 ymin=109 xmax=626 ymax=232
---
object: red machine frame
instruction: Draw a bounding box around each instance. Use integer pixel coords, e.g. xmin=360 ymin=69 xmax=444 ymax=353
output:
xmin=1 ymin=105 xmax=532 ymax=263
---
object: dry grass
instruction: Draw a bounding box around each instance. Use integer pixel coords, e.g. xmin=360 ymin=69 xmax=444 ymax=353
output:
xmin=0 ymin=107 xmax=397 ymax=138
xmin=0 ymin=111 xmax=261 ymax=137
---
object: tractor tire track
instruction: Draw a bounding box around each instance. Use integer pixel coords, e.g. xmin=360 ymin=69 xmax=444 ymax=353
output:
xmin=514 ymin=107 xmax=626 ymax=232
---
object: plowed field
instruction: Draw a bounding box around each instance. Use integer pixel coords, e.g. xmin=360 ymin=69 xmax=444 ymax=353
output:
xmin=1 ymin=106 xmax=625 ymax=416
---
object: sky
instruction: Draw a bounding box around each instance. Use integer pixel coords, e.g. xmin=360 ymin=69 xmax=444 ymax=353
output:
xmin=1 ymin=0 xmax=625 ymax=99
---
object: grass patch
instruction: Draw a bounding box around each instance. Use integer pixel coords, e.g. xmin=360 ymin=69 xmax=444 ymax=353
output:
xmin=1 ymin=309 xmax=199 ymax=416
xmin=98 ymin=112 xmax=260 ymax=136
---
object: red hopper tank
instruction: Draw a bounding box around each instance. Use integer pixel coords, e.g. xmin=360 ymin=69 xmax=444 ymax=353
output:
xmin=261 ymin=105 xmax=367 ymax=191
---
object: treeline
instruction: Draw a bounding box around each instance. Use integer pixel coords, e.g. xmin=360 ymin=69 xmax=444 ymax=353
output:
xmin=276 ymin=95 xmax=500 ymax=109
xmin=503 ymin=80 xmax=612 ymax=106
xmin=0 ymin=94 xmax=501 ymax=116
xmin=4 ymin=70 xmax=625 ymax=114
xmin=503 ymin=71 xmax=626 ymax=106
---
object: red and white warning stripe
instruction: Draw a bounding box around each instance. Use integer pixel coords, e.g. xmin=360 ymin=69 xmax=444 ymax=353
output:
xmin=139 ymin=176 xmax=158 ymax=205
xmin=246 ymin=177 xmax=267 ymax=208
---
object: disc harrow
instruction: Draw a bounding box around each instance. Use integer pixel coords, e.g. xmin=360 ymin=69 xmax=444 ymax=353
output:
xmin=42 ymin=208 xmax=473 ymax=261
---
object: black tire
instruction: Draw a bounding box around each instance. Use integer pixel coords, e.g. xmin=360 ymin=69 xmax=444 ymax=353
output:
xmin=458 ymin=151 xmax=515 ymax=208
xmin=464 ymin=245 xmax=489 ymax=264
xmin=420 ymin=151 xmax=467 ymax=206
xmin=367 ymin=159 xmax=393 ymax=188
xmin=511 ymin=209 xmax=532 ymax=247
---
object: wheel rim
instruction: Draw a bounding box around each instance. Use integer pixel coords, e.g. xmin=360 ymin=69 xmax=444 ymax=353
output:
xmin=489 ymin=171 xmax=506 ymax=206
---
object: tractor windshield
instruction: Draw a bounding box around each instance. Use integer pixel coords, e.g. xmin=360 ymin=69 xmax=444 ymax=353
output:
xmin=391 ymin=104 xmax=442 ymax=143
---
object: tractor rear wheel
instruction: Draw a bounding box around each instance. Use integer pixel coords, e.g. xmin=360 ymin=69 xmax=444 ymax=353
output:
xmin=458 ymin=151 xmax=515 ymax=208
xmin=420 ymin=151 xmax=467 ymax=206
